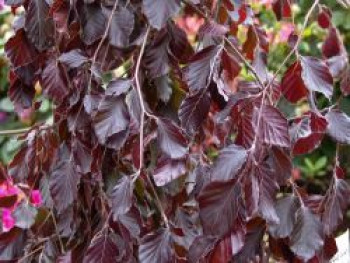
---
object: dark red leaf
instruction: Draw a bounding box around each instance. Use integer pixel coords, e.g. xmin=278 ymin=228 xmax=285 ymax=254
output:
xmin=291 ymin=112 xmax=328 ymax=155
xmin=179 ymin=89 xmax=211 ymax=136
xmin=153 ymin=157 xmax=186 ymax=186
xmin=325 ymin=109 xmax=350 ymax=144
xmin=83 ymin=229 xmax=123 ymax=263
xmin=184 ymin=45 xmax=222 ymax=92
xmin=167 ymin=22 xmax=194 ymax=63
xmin=188 ymin=235 xmax=217 ymax=263
xmin=0 ymin=195 xmax=17 ymax=208
xmin=254 ymin=105 xmax=290 ymax=148
xmin=108 ymin=7 xmax=134 ymax=48
xmin=110 ymin=176 xmax=133 ymax=220
xmin=321 ymin=172 xmax=350 ymax=235
xmin=300 ymin=56 xmax=333 ymax=99
xmin=59 ymin=49 xmax=89 ymax=69
xmin=92 ymin=95 xmax=130 ymax=149
xmin=318 ymin=7 xmax=332 ymax=29
xmin=269 ymin=196 xmax=299 ymax=238
xmin=5 ymin=29 xmax=37 ymax=68
xmin=41 ymin=59 xmax=70 ymax=103
xmin=209 ymin=144 xmax=247 ymax=182
xmin=8 ymin=78 xmax=35 ymax=114
xmin=157 ymin=118 xmax=188 ymax=159
xmin=290 ymin=207 xmax=324 ymax=261
xmin=142 ymin=0 xmax=180 ymax=30
xmin=81 ymin=3 xmax=107 ymax=45
xmin=199 ymin=20 xmax=229 ymax=37
xmin=198 ymin=180 xmax=244 ymax=237
xmin=49 ymin=144 xmax=81 ymax=214
xmin=25 ymin=0 xmax=54 ymax=51
xmin=281 ymin=61 xmax=308 ymax=103
xmin=144 ymin=30 xmax=170 ymax=79
xmin=0 ymin=228 xmax=26 ymax=261
xmin=272 ymin=0 xmax=292 ymax=20
xmin=139 ymin=228 xmax=178 ymax=263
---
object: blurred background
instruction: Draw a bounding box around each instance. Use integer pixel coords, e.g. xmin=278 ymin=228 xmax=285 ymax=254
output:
xmin=0 ymin=0 xmax=349 ymax=225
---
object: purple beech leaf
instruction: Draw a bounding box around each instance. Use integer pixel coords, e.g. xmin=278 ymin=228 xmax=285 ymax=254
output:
xmin=142 ymin=0 xmax=180 ymax=30
xmin=72 ymin=138 xmax=93 ymax=174
xmin=290 ymin=207 xmax=324 ymax=261
xmin=153 ymin=157 xmax=186 ymax=186
xmin=179 ymin=89 xmax=211 ymax=136
xmin=144 ymin=30 xmax=170 ymax=78
xmin=108 ymin=7 xmax=134 ymax=48
xmin=300 ymin=56 xmax=333 ymax=100
xmin=59 ymin=49 xmax=89 ymax=69
xmin=268 ymin=147 xmax=292 ymax=186
xmin=268 ymin=196 xmax=299 ymax=238
xmin=254 ymin=105 xmax=290 ymax=147
xmin=233 ymin=223 xmax=265 ymax=263
xmin=281 ymin=61 xmax=308 ymax=103
xmin=184 ymin=45 xmax=222 ymax=92
xmin=5 ymin=29 xmax=37 ymax=68
xmin=139 ymin=228 xmax=179 ymax=263
xmin=0 ymin=228 xmax=26 ymax=261
xmin=41 ymin=59 xmax=70 ymax=103
xmin=106 ymin=79 xmax=131 ymax=96
xmin=209 ymin=144 xmax=247 ymax=182
xmin=325 ymin=109 xmax=350 ymax=144
xmin=321 ymin=168 xmax=350 ymax=235
xmin=8 ymin=79 xmax=35 ymax=115
xmin=340 ymin=67 xmax=350 ymax=96
xmin=167 ymin=22 xmax=194 ymax=63
xmin=83 ymin=230 xmax=122 ymax=263
xmin=157 ymin=118 xmax=188 ymax=159
xmin=199 ymin=20 xmax=229 ymax=37
xmin=197 ymin=180 xmax=244 ymax=237
xmin=188 ymin=235 xmax=218 ymax=263
xmin=49 ymin=144 xmax=81 ymax=214
xmin=155 ymin=76 xmax=172 ymax=103
xmin=81 ymin=3 xmax=107 ymax=45
xmin=13 ymin=202 xmax=37 ymax=229
xmin=92 ymin=95 xmax=130 ymax=149
xmin=110 ymin=176 xmax=133 ymax=220
xmin=25 ymin=0 xmax=54 ymax=51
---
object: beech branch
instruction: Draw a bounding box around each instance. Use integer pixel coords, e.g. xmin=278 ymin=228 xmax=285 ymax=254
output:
xmin=133 ymin=26 xmax=169 ymax=228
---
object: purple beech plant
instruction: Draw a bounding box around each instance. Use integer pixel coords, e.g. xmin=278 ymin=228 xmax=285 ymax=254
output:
xmin=0 ymin=0 xmax=350 ymax=262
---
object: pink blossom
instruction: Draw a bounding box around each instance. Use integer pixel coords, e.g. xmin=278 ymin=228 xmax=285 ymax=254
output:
xmin=0 ymin=0 xmax=4 ymax=11
xmin=2 ymin=208 xmax=15 ymax=232
xmin=30 ymin=190 xmax=42 ymax=207
xmin=279 ymin=23 xmax=295 ymax=43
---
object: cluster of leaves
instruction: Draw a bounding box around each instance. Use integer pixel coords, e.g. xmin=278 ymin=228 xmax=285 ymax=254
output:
xmin=0 ymin=0 xmax=350 ymax=262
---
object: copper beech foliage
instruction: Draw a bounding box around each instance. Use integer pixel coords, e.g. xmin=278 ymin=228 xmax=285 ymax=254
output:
xmin=1 ymin=0 xmax=350 ymax=262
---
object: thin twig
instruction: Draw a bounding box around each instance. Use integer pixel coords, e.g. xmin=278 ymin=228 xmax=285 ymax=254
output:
xmin=0 ymin=127 xmax=31 ymax=136
xmin=132 ymin=26 xmax=169 ymax=228
xmin=18 ymin=246 xmax=44 ymax=263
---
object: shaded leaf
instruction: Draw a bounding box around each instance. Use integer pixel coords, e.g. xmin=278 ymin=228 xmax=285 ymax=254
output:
xmin=139 ymin=228 xmax=178 ymax=263
xmin=143 ymin=0 xmax=180 ymax=30
xmin=184 ymin=45 xmax=222 ymax=92
xmin=269 ymin=196 xmax=299 ymax=238
xmin=198 ymin=180 xmax=244 ymax=237
xmin=92 ymin=95 xmax=130 ymax=149
xmin=49 ymin=144 xmax=81 ymax=214
xmin=157 ymin=118 xmax=188 ymax=159
xmin=13 ymin=202 xmax=37 ymax=229
xmin=153 ymin=157 xmax=186 ymax=186
xmin=83 ymin=230 xmax=122 ymax=263
xmin=254 ymin=105 xmax=290 ymax=147
xmin=59 ymin=49 xmax=89 ymax=69
xmin=25 ymin=0 xmax=54 ymax=51
xmin=179 ymin=89 xmax=211 ymax=136
xmin=110 ymin=176 xmax=133 ymax=220
xmin=108 ymin=7 xmax=134 ymax=48
xmin=81 ymin=3 xmax=107 ymax=45
xmin=300 ymin=56 xmax=333 ymax=99
xmin=188 ymin=235 xmax=217 ymax=263
xmin=321 ymin=170 xmax=350 ymax=235
xmin=209 ymin=144 xmax=247 ymax=182
xmin=41 ymin=59 xmax=70 ymax=103
xmin=290 ymin=207 xmax=324 ymax=261
xmin=325 ymin=109 xmax=350 ymax=144
xmin=281 ymin=62 xmax=308 ymax=103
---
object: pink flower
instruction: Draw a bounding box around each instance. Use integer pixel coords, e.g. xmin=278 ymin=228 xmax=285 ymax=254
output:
xmin=0 ymin=0 xmax=4 ymax=10
xmin=2 ymin=208 xmax=15 ymax=232
xmin=30 ymin=190 xmax=42 ymax=207
xmin=279 ymin=23 xmax=295 ymax=43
